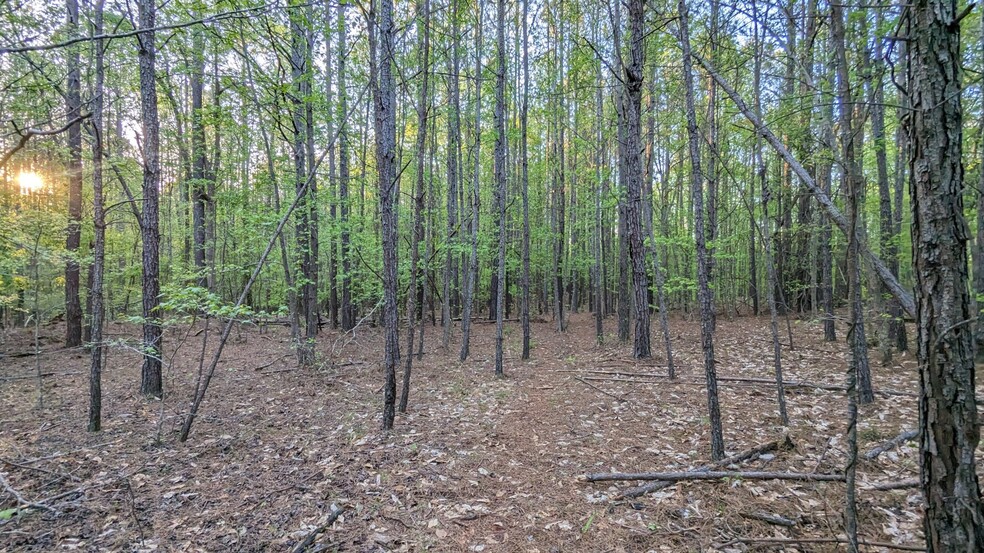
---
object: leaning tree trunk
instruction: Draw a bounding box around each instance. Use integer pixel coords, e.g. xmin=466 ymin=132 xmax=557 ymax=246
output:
xmin=680 ymin=0 xmax=724 ymax=460
xmin=907 ymin=0 xmax=984 ymax=549
xmin=137 ymin=0 xmax=163 ymax=398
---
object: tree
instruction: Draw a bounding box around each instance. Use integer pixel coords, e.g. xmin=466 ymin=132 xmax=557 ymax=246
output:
xmin=87 ymin=0 xmax=105 ymax=432
xmin=907 ymin=0 xmax=984 ymax=548
xmin=493 ymin=0 xmax=506 ymax=377
xmin=64 ymin=0 xmax=83 ymax=348
xmin=519 ymin=0 xmax=531 ymax=360
xmin=401 ymin=0 xmax=430 ymax=411
xmin=459 ymin=2 xmax=482 ymax=362
xmin=679 ymin=0 xmax=723 ymax=460
xmin=372 ymin=0 xmax=400 ymax=430
xmin=615 ymin=0 xmax=651 ymax=358
xmin=137 ymin=0 xmax=163 ymax=398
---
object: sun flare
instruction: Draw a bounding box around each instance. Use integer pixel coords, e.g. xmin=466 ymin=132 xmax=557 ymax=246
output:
xmin=18 ymin=171 xmax=44 ymax=194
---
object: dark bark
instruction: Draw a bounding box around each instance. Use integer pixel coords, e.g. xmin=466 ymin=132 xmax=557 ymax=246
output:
xmin=907 ymin=1 xmax=984 ymax=549
xmin=752 ymin=3 xmax=788 ymax=426
xmin=372 ymin=0 xmax=401 ymax=429
xmin=443 ymin=0 xmax=461 ymax=349
xmin=831 ymin=1 xmax=873 ymax=404
xmin=402 ymin=0 xmax=430 ymax=412
xmin=191 ymin=23 xmax=208 ymax=288
xmin=520 ymin=0 xmax=531 ymax=359
xmin=88 ymin=0 xmax=105 ymax=432
xmin=338 ymin=2 xmax=354 ymax=332
xmin=64 ymin=0 xmax=83 ymax=348
xmin=679 ymin=0 xmax=723 ymax=460
xmin=493 ymin=0 xmax=506 ymax=377
xmin=459 ymin=3 xmax=481 ymax=362
xmin=138 ymin=0 xmax=163 ymax=398
xmin=621 ymin=0 xmax=649 ymax=358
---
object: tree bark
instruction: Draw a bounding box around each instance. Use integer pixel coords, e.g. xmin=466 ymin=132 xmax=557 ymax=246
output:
xmin=88 ymin=0 xmax=105 ymax=432
xmin=401 ymin=0 xmax=430 ymax=411
xmin=137 ymin=0 xmax=163 ymax=398
xmin=493 ymin=0 xmax=506 ymax=378
xmin=64 ymin=0 xmax=83 ymax=348
xmin=372 ymin=0 xmax=401 ymax=429
xmin=908 ymin=1 xmax=984 ymax=549
xmin=679 ymin=0 xmax=723 ymax=460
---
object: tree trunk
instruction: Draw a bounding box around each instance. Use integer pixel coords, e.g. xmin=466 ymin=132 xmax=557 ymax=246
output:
xmin=64 ymin=0 xmax=83 ymax=348
xmin=337 ymin=2 xmax=354 ymax=331
xmin=191 ymin=22 xmax=208 ymax=288
xmin=402 ymin=0 xmax=430 ymax=412
xmin=372 ymin=0 xmax=401 ymax=430
xmin=680 ymin=0 xmax=723 ymax=460
xmin=137 ymin=0 xmax=163 ymax=398
xmin=443 ymin=0 xmax=461 ymax=349
xmin=88 ymin=0 xmax=106 ymax=432
xmin=459 ymin=3 xmax=482 ymax=362
xmin=493 ymin=0 xmax=506 ymax=377
xmin=520 ymin=0 xmax=532 ymax=359
xmin=908 ymin=1 xmax=984 ymax=548
xmin=831 ymin=1 xmax=873 ymax=404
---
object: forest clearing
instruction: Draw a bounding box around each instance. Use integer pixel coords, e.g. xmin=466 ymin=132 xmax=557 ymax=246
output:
xmin=2 ymin=0 xmax=984 ymax=549
xmin=2 ymin=314 xmax=929 ymax=551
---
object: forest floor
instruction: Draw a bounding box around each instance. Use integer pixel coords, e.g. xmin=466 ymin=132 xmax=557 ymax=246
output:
xmin=0 ymin=311 xmax=940 ymax=552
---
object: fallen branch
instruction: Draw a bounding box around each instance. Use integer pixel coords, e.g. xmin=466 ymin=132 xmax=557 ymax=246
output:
xmin=290 ymin=506 xmax=344 ymax=553
xmin=621 ymin=436 xmax=794 ymax=498
xmin=554 ymin=369 xmax=669 ymax=378
xmin=1 ymin=371 xmax=82 ymax=382
xmin=740 ymin=511 xmax=796 ymax=527
xmin=0 ymin=471 xmax=59 ymax=515
xmin=863 ymin=429 xmax=918 ymax=460
xmin=715 ymin=536 xmax=923 ymax=551
xmin=587 ymin=470 xmax=844 ymax=483
xmin=715 ymin=376 xmax=916 ymax=397
xmin=573 ymin=376 xmax=628 ymax=403
xmin=867 ymin=478 xmax=919 ymax=491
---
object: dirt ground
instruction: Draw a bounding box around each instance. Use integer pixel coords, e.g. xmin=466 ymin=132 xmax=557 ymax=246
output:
xmin=0 ymin=311 xmax=940 ymax=551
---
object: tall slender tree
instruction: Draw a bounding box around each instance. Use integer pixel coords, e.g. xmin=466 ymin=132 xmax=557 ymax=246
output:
xmin=64 ymin=0 xmax=83 ymax=347
xmin=88 ymin=0 xmax=106 ymax=432
xmin=679 ymin=0 xmax=723 ymax=459
xmin=493 ymin=0 xmax=506 ymax=377
xmin=137 ymin=0 xmax=163 ymax=398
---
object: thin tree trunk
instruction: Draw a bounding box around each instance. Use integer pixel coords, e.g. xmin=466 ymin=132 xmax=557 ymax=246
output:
xmin=752 ymin=3 xmax=788 ymax=425
xmin=88 ymin=0 xmax=106 ymax=432
xmin=65 ymin=0 xmax=83 ymax=347
xmin=459 ymin=2 xmax=482 ymax=362
xmin=680 ymin=0 xmax=723 ymax=460
xmin=338 ymin=2 xmax=354 ymax=331
xmin=493 ymin=0 xmax=506 ymax=378
xmin=520 ymin=0 xmax=531 ymax=359
xmin=443 ymin=0 xmax=461 ymax=350
xmin=401 ymin=0 xmax=430 ymax=412
xmin=191 ymin=22 xmax=208 ymax=288
xmin=831 ymin=1 xmax=873 ymax=404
